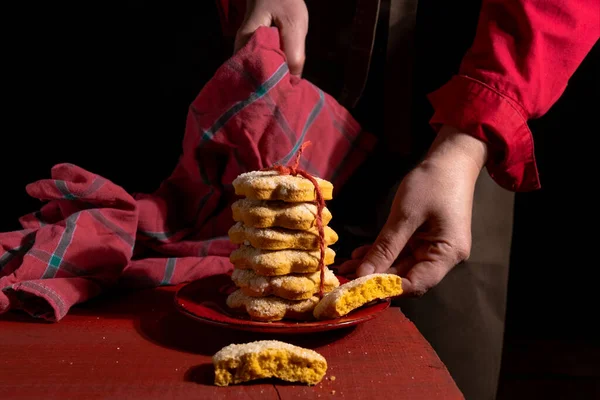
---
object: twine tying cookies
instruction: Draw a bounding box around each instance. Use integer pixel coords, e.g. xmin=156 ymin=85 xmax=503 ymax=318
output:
xmin=261 ymin=141 xmax=327 ymax=297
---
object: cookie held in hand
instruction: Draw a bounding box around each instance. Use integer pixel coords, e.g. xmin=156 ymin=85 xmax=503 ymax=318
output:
xmin=313 ymin=273 xmax=403 ymax=320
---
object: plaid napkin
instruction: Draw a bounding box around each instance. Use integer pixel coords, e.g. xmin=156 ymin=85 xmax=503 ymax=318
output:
xmin=0 ymin=27 xmax=376 ymax=321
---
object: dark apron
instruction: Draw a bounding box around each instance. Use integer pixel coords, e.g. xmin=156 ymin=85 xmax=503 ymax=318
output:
xmin=304 ymin=1 xmax=514 ymax=399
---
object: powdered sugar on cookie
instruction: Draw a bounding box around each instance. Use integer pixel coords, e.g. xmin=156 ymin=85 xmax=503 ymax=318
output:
xmin=232 ymin=170 xmax=333 ymax=202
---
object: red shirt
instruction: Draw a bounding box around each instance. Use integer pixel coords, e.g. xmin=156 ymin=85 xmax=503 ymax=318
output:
xmin=428 ymin=0 xmax=599 ymax=191
xmin=216 ymin=0 xmax=599 ymax=192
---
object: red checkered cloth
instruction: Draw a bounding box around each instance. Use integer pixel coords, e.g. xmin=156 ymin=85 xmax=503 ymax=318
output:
xmin=0 ymin=27 xmax=376 ymax=322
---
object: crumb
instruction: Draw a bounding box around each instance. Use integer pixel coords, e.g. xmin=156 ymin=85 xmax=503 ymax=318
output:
xmin=331 ymin=390 xmax=336 ymax=395
xmin=102 ymin=337 xmax=106 ymax=340
xmin=411 ymin=376 xmax=414 ymax=380
xmin=69 ymin=362 xmax=73 ymax=365
xmin=364 ymin=352 xmax=367 ymax=355
xmin=347 ymin=351 xmax=351 ymax=354
xmin=117 ymin=347 xmax=120 ymax=350
xmin=116 ymin=361 xmax=119 ymax=364
xmin=330 ymin=376 xmax=336 ymax=381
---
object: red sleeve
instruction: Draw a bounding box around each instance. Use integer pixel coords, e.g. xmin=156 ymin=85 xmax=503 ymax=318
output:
xmin=214 ymin=0 xmax=246 ymax=37
xmin=428 ymin=0 xmax=599 ymax=191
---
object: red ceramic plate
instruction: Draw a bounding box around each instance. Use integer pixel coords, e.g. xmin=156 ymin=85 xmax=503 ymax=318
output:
xmin=174 ymin=273 xmax=390 ymax=334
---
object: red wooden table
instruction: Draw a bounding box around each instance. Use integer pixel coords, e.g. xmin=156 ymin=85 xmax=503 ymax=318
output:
xmin=0 ymin=285 xmax=463 ymax=399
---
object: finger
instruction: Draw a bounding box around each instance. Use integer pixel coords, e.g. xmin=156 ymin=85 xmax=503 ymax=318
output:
xmin=234 ymin=11 xmax=273 ymax=53
xmin=273 ymin=15 xmax=307 ymax=76
xmin=336 ymin=259 xmax=362 ymax=276
xmin=356 ymin=218 xmax=418 ymax=277
xmin=351 ymin=245 xmax=372 ymax=260
xmin=385 ymin=256 xmax=415 ymax=277
xmin=400 ymin=260 xmax=452 ymax=297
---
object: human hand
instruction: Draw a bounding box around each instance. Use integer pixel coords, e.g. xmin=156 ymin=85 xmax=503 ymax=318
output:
xmin=337 ymin=125 xmax=489 ymax=296
xmin=234 ymin=0 xmax=308 ymax=76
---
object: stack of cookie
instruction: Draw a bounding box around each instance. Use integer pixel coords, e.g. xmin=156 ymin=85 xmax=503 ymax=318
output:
xmin=226 ymin=170 xmax=340 ymax=322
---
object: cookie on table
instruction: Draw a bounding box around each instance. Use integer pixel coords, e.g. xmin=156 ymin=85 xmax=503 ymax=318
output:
xmin=229 ymin=245 xmax=336 ymax=276
xmin=213 ymin=340 xmax=327 ymax=386
xmin=232 ymin=170 xmax=333 ymax=202
xmin=313 ymin=273 xmax=403 ymax=320
xmin=231 ymin=198 xmax=332 ymax=230
xmin=228 ymin=222 xmax=338 ymax=250
xmin=231 ymin=267 xmax=340 ymax=300
xmin=226 ymin=289 xmax=319 ymax=322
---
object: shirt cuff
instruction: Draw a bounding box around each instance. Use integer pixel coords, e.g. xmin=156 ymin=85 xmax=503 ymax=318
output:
xmin=427 ymin=75 xmax=540 ymax=192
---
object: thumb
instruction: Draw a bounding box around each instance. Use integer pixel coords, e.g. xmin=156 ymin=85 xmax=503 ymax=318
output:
xmin=234 ymin=12 xmax=272 ymax=53
xmin=400 ymin=260 xmax=451 ymax=297
xmin=273 ymin=17 xmax=307 ymax=76
xmin=356 ymin=219 xmax=417 ymax=277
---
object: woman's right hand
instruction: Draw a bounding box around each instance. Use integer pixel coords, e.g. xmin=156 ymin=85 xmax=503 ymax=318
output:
xmin=234 ymin=0 xmax=309 ymax=77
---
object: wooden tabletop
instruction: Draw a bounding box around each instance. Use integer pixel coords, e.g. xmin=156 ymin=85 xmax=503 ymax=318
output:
xmin=0 ymin=285 xmax=463 ymax=399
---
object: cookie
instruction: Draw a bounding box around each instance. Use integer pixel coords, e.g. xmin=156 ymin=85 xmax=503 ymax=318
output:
xmin=231 ymin=267 xmax=340 ymax=300
xmin=213 ymin=340 xmax=327 ymax=386
xmin=313 ymin=273 xmax=403 ymax=320
xmin=226 ymin=289 xmax=319 ymax=322
xmin=231 ymin=198 xmax=332 ymax=230
xmin=229 ymin=245 xmax=336 ymax=276
xmin=232 ymin=170 xmax=333 ymax=202
xmin=228 ymin=222 xmax=338 ymax=250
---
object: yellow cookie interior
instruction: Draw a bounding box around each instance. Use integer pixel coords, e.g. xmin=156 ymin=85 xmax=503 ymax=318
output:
xmin=214 ymin=348 xmax=327 ymax=386
xmin=315 ymin=274 xmax=402 ymax=319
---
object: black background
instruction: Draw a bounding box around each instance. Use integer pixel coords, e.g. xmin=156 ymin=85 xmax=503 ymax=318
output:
xmin=1 ymin=0 xmax=598 ymax=345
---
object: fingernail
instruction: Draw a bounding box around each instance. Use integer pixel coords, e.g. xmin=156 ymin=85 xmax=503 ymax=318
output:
xmin=359 ymin=264 xmax=375 ymax=276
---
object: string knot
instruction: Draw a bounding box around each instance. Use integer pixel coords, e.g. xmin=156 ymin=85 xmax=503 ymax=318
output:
xmin=266 ymin=141 xmax=311 ymax=177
